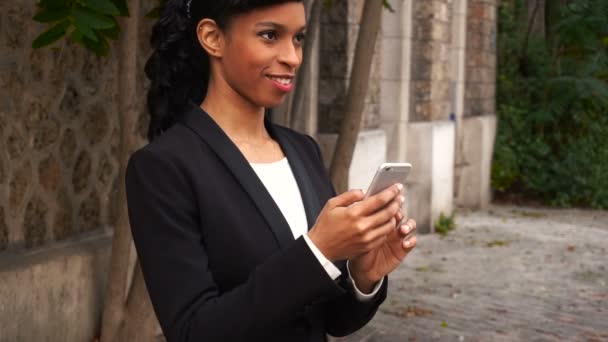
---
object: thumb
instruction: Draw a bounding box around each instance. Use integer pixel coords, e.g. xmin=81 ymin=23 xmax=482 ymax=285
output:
xmin=327 ymin=189 xmax=365 ymax=209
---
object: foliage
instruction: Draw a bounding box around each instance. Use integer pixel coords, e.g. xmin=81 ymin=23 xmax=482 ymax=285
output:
xmin=324 ymin=0 xmax=395 ymax=12
xmin=493 ymin=0 xmax=608 ymax=208
xmin=434 ymin=211 xmax=456 ymax=236
xmin=32 ymin=0 xmax=129 ymax=56
xmin=34 ymin=0 xmax=395 ymax=56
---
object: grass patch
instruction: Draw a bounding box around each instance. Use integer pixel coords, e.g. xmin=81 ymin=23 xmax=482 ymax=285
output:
xmin=486 ymin=240 xmax=511 ymax=247
xmin=511 ymin=210 xmax=547 ymax=218
xmin=435 ymin=211 xmax=456 ymax=236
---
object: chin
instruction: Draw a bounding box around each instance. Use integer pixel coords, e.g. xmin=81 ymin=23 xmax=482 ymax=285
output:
xmin=259 ymin=95 xmax=288 ymax=109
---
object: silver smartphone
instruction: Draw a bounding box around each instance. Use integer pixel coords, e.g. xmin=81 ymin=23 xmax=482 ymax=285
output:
xmin=364 ymin=163 xmax=413 ymax=230
xmin=364 ymin=163 xmax=412 ymax=199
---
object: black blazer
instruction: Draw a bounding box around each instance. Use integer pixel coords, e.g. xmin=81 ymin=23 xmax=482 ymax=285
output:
xmin=125 ymin=104 xmax=387 ymax=342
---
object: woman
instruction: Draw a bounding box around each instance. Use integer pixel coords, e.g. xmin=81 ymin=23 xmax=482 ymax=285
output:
xmin=126 ymin=1 xmax=417 ymax=341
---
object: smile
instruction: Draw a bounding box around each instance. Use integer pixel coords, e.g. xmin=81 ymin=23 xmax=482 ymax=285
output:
xmin=266 ymin=75 xmax=294 ymax=92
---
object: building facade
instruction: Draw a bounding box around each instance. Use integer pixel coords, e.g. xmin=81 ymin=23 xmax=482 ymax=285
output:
xmin=0 ymin=0 xmax=498 ymax=339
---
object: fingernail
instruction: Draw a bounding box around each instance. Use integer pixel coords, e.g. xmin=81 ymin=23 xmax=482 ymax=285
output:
xmin=401 ymin=225 xmax=409 ymax=234
xmin=397 ymin=183 xmax=404 ymax=191
xmin=404 ymin=240 xmax=411 ymax=247
xmin=399 ymin=195 xmax=405 ymax=203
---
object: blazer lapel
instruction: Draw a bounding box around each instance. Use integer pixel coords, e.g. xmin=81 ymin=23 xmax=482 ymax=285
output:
xmin=179 ymin=104 xmax=308 ymax=250
xmin=268 ymin=124 xmax=322 ymax=231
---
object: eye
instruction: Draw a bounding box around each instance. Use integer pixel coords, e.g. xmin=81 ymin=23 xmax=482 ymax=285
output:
xmin=259 ymin=31 xmax=278 ymax=41
xmin=294 ymin=32 xmax=306 ymax=45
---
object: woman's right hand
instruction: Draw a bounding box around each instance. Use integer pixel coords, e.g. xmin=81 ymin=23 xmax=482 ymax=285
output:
xmin=307 ymin=184 xmax=404 ymax=262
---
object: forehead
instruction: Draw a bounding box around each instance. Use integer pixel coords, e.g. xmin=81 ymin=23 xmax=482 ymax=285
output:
xmin=230 ymin=2 xmax=306 ymax=29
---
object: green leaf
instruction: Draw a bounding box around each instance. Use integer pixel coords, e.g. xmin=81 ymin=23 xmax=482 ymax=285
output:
xmin=69 ymin=29 xmax=84 ymax=44
xmin=33 ymin=8 xmax=70 ymax=23
xmin=36 ymin=0 xmax=68 ymax=10
xmin=84 ymin=35 xmax=110 ymax=56
xmin=383 ymin=0 xmax=395 ymax=13
xmin=99 ymin=19 xmax=120 ymax=40
xmin=73 ymin=7 xmax=115 ymax=29
xmin=73 ymin=15 xmax=98 ymax=42
xmin=81 ymin=0 xmax=120 ymax=16
xmin=32 ymin=19 xmax=70 ymax=48
xmin=109 ymin=0 xmax=129 ymax=16
xmin=70 ymin=29 xmax=109 ymax=56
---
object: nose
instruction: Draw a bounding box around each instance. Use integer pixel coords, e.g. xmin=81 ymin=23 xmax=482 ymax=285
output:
xmin=278 ymin=40 xmax=302 ymax=70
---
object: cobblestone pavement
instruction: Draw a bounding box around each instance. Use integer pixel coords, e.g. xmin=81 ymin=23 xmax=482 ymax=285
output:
xmin=333 ymin=205 xmax=608 ymax=342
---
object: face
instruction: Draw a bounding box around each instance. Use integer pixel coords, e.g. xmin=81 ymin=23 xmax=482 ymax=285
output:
xmin=212 ymin=2 xmax=306 ymax=108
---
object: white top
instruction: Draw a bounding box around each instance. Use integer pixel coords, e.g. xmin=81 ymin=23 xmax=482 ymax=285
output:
xmin=250 ymin=157 xmax=383 ymax=300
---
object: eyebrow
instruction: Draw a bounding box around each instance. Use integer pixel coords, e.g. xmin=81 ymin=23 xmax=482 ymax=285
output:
xmin=255 ymin=21 xmax=306 ymax=32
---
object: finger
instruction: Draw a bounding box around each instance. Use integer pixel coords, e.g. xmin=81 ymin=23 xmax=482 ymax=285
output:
xmin=397 ymin=219 xmax=416 ymax=238
xmin=327 ymin=189 xmax=365 ymax=209
xmin=395 ymin=211 xmax=404 ymax=224
xmin=402 ymin=235 xmax=417 ymax=251
xmin=364 ymin=198 xmax=402 ymax=228
xmin=355 ymin=183 xmax=402 ymax=216
xmin=364 ymin=217 xmax=396 ymax=246
xmin=384 ymin=234 xmax=416 ymax=262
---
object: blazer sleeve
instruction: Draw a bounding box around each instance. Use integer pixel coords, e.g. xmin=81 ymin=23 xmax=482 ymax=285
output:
xmin=303 ymin=135 xmax=389 ymax=337
xmin=125 ymin=148 xmax=344 ymax=342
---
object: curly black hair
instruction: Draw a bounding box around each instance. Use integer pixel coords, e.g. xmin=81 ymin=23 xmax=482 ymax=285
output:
xmin=144 ymin=0 xmax=303 ymax=141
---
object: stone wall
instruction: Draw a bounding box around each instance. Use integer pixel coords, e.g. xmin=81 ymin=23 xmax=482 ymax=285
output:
xmin=0 ymin=1 xmax=152 ymax=254
xmin=410 ymin=0 xmax=454 ymax=122
xmin=1 ymin=2 xmax=119 ymax=252
xmin=0 ymin=0 xmax=153 ymax=339
xmin=464 ymin=0 xmax=498 ymax=116
xmin=317 ymin=0 xmax=382 ymax=133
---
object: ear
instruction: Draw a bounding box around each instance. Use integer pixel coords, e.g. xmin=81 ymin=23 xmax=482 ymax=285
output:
xmin=197 ymin=18 xmax=224 ymax=58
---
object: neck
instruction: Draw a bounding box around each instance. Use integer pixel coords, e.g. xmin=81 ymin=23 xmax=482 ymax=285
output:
xmin=201 ymin=74 xmax=268 ymax=141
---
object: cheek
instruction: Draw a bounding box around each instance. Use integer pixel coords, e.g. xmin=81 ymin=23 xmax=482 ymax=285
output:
xmin=225 ymin=42 xmax=269 ymax=82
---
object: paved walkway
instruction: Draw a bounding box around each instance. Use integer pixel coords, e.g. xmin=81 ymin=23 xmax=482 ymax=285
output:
xmin=333 ymin=205 xmax=608 ymax=342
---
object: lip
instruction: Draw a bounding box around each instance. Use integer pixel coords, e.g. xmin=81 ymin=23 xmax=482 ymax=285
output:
xmin=266 ymin=74 xmax=295 ymax=92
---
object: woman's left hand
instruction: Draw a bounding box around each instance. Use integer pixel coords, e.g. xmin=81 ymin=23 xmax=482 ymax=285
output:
xmin=348 ymin=212 xmax=417 ymax=293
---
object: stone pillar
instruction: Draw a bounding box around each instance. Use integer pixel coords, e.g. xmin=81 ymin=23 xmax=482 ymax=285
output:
xmin=405 ymin=0 xmax=456 ymax=233
xmin=379 ymin=0 xmax=413 ymax=163
xmin=454 ymin=0 xmax=498 ymax=208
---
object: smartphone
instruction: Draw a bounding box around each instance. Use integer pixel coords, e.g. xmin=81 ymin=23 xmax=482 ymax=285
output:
xmin=364 ymin=162 xmax=413 ymax=230
xmin=364 ymin=163 xmax=412 ymax=199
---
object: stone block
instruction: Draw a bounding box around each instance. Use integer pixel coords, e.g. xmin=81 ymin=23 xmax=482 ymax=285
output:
xmin=78 ymin=191 xmax=101 ymax=232
xmin=381 ymin=0 xmax=403 ymax=38
xmin=72 ymin=151 xmax=92 ymax=194
xmin=380 ymin=37 xmax=404 ymax=81
xmin=455 ymin=114 xmax=497 ymax=208
xmin=0 ymin=207 xmax=7 ymax=251
xmin=0 ymin=232 xmax=111 ymax=341
xmin=381 ymin=121 xmax=409 ymax=163
xmin=405 ymin=121 xmax=455 ymax=233
xmin=315 ymin=129 xmax=387 ymax=191
xmin=379 ymin=79 xmax=403 ymax=120
xmin=38 ymin=155 xmax=62 ymax=192
xmin=9 ymin=161 xmax=31 ymax=216
xmin=23 ymin=196 xmax=48 ymax=248
xmin=59 ymin=128 xmax=77 ymax=167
